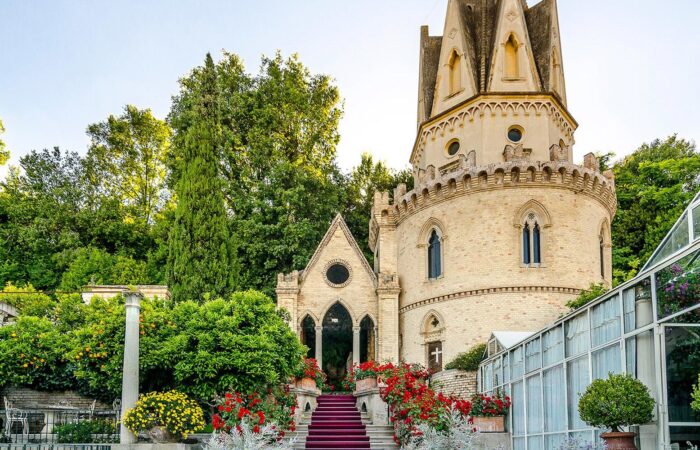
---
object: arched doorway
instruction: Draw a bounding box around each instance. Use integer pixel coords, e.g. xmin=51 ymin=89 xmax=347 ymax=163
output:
xmin=360 ymin=315 xmax=376 ymax=363
xmin=300 ymin=315 xmax=316 ymax=359
xmin=322 ymin=303 xmax=353 ymax=387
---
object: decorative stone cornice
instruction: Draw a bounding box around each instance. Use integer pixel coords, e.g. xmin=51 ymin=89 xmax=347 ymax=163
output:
xmin=399 ymin=285 xmax=582 ymax=314
xmin=376 ymin=272 xmax=401 ymax=296
xmin=411 ymin=94 xmax=577 ymax=167
xmin=372 ymin=160 xmax=616 ymax=230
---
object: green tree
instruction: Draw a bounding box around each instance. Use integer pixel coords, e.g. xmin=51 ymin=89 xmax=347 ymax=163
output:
xmin=0 ymin=118 xmax=8 ymax=165
xmin=167 ymin=53 xmax=238 ymax=302
xmin=343 ymin=153 xmax=413 ymax=263
xmin=170 ymin=51 xmax=345 ymax=296
xmin=611 ymin=135 xmax=700 ymax=284
xmin=566 ymin=282 xmax=608 ymax=310
xmin=85 ymin=105 xmax=171 ymax=225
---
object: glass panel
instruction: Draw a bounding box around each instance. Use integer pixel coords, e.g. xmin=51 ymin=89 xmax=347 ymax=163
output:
xmin=493 ymin=356 xmax=502 ymax=387
xmin=664 ymin=326 xmax=700 ymax=422
xmin=565 ymin=313 xmax=590 ymax=357
xmin=543 ymin=365 xmax=566 ymax=432
xmin=511 ymin=346 xmax=524 ymax=379
xmin=567 ymin=355 xmax=590 ymax=431
xmin=625 ymin=330 xmax=657 ymax=404
xmin=513 ymin=437 xmax=526 ymax=450
xmin=592 ymin=343 xmax=621 ymax=379
xmin=664 ymin=304 xmax=700 ymax=324
xmin=512 ymin=381 xmax=525 ymax=436
xmin=526 ymin=374 xmax=543 ymax=434
xmin=484 ymin=361 xmax=493 ymax=392
xmin=527 ymin=435 xmax=543 ymax=450
xmin=542 ymin=325 xmax=564 ymax=366
xmin=655 ymin=247 xmax=700 ymax=318
xmin=647 ymin=212 xmax=689 ymax=268
xmin=570 ymin=431 xmax=594 ymax=445
xmin=544 ymin=434 xmax=566 ymax=449
xmin=694 ymin=204 xmax=700 ymax=239
xmin=591 ymin=297 xmax=621 ymax=347
xmin=503 ymin=353 xmax=510 ymax=383
xmin=623 ymin=278 xmax=652 ymax=332
xmin=669 ymin=426 xmax=700 ymax=448
xmin=525 ymin=338 xmax=541 ymax=373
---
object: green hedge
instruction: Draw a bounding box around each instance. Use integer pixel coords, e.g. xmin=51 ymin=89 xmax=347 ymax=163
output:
xmin=444 ymin=343 xmax=487 ymax=372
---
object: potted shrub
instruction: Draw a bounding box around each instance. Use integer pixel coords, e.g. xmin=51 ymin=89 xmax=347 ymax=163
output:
xmin=294 ymin=358 xmax=325 ymax=391
xmin=122 ymin=390 xmax=205 ymax=443
xmin=469 ymin=391 xmax=510 ymax=432
xmin=578 ymin=373 xmax=655 ymax=450
xmin=354 ymin=361 xmax=380 ymax=392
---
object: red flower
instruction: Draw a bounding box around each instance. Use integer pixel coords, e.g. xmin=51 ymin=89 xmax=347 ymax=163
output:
xmin=252 ymin=425 xmax=260 ymax=433
xmin=217 ymin=405 xmax=224 ymax=412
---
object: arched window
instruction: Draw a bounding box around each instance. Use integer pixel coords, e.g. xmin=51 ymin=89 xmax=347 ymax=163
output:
xmin=522 ymin=213 xmax=542 ymax=266
xmin=505 ymin=34 xmax=519 ymax=78
xmin=448 ymin=51 xmax=461 ymax=95
xmin=599 ymin=235 xmax=605 ymax=279
xmin=428 ymin=229 xmax=442 ymax=279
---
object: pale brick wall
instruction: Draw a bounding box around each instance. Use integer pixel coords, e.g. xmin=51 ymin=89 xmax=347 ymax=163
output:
xmin=1 ymin=386 xmax=110 ymax=409
xmin=430 ymin=369 xmax=477 ymax=400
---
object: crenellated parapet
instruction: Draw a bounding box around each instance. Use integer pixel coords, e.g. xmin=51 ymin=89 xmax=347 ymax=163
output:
xmin=276 ymin=270 xmax=301 ymax=296
xmin=373 ymin=160 xmax=616 ymax=228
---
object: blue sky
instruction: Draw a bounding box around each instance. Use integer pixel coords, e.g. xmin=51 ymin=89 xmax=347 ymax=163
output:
xmin=1 ymin=0 xmax=698 ymax=179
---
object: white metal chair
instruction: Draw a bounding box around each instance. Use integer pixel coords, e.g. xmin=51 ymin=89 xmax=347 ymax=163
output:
xmin=3 ymin=396 xmax=28 ymax=439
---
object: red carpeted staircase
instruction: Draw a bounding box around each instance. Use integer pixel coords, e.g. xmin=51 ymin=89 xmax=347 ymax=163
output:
xmin=305 ymin=394 xmax=370 ymax=449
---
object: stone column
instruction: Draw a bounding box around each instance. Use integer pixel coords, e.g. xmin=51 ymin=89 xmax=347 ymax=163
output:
xmin=315 ymin=326 xmax=323 ymax=371
xmin=376 ymin=273 xmax=401 ymax=363
xmin=352 ymin=326 xmax=361 ymax=366
xmin=120 ymin=292 xmax=142 ymax=444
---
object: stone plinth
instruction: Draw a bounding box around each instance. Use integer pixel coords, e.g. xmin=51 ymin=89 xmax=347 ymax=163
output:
xmin=354 ymin=387 xmax=389 ymax=425
xmin=290 ymin=386 xmax=321 ymax=424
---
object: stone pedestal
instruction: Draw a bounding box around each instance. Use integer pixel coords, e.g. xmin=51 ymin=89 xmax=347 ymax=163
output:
xmin=290 ymin=386 xmax=321 ymax=425
xmin=120 ymin=292 xmax=142 ymax=444
xmin=354 ymin=387 xmax=389 ymax=425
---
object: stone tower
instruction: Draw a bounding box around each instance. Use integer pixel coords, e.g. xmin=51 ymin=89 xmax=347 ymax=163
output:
xmin=369 ymin=0 xmax=617 ymax=366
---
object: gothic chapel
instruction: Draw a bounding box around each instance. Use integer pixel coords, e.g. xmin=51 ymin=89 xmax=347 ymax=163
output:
xmin=277 ymin=0 xmax=616 ymax=383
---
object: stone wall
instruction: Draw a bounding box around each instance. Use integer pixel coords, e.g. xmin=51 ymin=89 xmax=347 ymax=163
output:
xmin=430 ymin=369 xmax=477 ymax=400
xmin=1 ymin=386 xmax=110 ymax=409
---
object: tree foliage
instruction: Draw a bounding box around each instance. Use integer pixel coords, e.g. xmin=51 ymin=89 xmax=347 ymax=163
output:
xmin=0 ymin=289 xmax=305 ymax=403
xmin=0 ymin=118 xmax=8 ymax=166
xmin=167 ymin=54 xmax=238 ymax=302
xmin=611 ymin=135 xmax=700 ymax=284
xmin=565 ymin=283 xmax=608 ymax=310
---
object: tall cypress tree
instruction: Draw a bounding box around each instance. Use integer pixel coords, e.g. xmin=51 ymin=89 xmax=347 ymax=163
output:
xmin=167 ymin=54 xmax=237 ymax=302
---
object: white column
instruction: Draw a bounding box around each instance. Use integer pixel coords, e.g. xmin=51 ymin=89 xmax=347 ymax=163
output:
xmin=120 ymin=292 xmax=142 ymax=444
xmin=353 ymin=326 xmax=361 ymax=366
xmin=315 ymin=326 xmax=323 ymax=371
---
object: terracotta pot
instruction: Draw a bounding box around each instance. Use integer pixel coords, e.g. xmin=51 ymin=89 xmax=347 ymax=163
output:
xmin=296 ymin=377 xmax=317 ymax=390
xmin=355 ymin=377 xmax=378 ymax=392
xmin=148 ymin=426 xmax=178 ymax=443
xmin=600 ymin=431 xmax=637 ymax=450
xmin=471 ymin=415 xmax=505 ymax=433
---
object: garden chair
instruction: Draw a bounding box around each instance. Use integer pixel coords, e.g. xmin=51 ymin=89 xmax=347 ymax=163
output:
xmin=3 ymin=396 xmax=28 ymax=439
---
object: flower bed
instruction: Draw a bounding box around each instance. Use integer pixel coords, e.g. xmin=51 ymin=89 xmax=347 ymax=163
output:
xmin=377 ymin=363 xmax=472 ymax=446
xmin=211 ymin=386 xmax=297 ymax=439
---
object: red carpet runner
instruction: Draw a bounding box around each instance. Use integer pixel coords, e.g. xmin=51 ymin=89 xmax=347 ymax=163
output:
xmin=305 ymin=394 xmax=371 ymax=449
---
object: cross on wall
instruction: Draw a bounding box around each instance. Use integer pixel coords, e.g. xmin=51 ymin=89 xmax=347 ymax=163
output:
xmin=431 ymin=345 xmax=442 ymax=363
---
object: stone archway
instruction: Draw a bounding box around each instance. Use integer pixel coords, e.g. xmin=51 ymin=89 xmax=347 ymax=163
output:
xmin=360 ymin=315 xmax=376 ymax=363
xmin=300 ymin=315 xmax=316 ymax=359
xmin=322 ymin=303 xmax=353 ymax=387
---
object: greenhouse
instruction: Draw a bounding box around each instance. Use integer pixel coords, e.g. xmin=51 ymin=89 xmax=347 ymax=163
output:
xmin=479 ymin=191 xmax=700 ymax=449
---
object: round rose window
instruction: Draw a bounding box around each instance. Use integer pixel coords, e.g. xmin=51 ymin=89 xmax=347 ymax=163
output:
xmin=326 ymin=263 xmax=350 ymax=285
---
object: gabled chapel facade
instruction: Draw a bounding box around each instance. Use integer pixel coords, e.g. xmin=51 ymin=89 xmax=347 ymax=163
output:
xmin=277 ymin=0 xmax=617 ymax=382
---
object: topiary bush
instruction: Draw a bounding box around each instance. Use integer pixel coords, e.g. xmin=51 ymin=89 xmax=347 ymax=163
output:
xmin=578 ymin=373 xmax=655 ymax=432
xmin=444 ymin=343 xmax=487 ymax=371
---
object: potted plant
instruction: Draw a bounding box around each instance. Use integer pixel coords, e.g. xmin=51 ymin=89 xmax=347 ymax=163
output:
xmin=692 ymin=374 xmax=700 ymax=413
xmin=578 ymin=373 xmax=655 ymax=450
xmin=354 ymin=361 xmax=381 ymax=392
xmin=469 ymin=391 xmax=510 ymax=432
xmin=122 ymin=390 xmax=205 ymax=443
xmin=294 ymin=358 xmax=325 ymax=391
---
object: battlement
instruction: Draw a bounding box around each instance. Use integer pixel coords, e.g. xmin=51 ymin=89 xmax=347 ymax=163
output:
xmin=370 ymin=159 xmax=616 ymax=241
